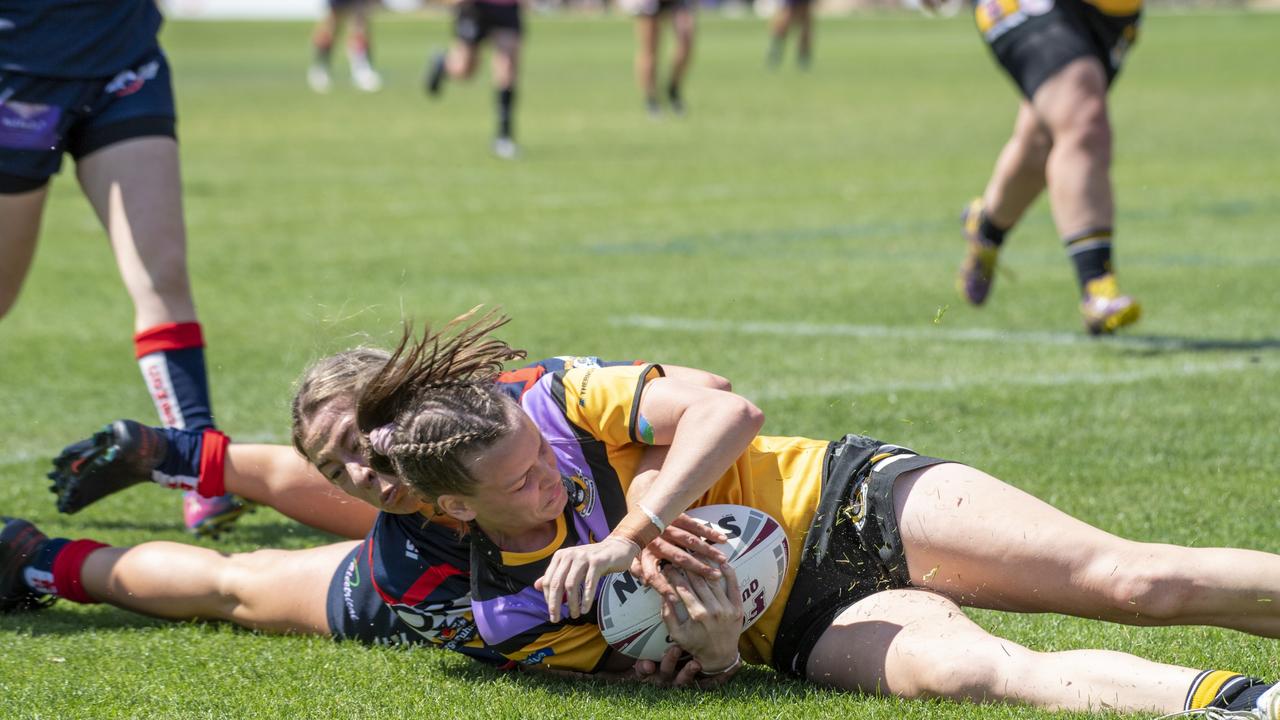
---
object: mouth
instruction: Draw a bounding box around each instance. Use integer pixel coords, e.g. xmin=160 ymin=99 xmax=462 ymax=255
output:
xmin=380 ymin=485 xmax=400 ymax=508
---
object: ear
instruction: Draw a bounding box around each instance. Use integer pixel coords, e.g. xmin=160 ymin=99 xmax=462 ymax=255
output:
xmin=435 ymin=494 xmax=477 ymax=523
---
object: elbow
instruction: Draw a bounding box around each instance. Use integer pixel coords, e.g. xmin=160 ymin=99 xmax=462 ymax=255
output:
xmin=732 ymin=395 xmax=765 ymax=437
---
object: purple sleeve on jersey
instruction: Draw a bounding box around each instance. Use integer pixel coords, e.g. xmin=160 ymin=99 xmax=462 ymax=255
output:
xmin=473 ymin=584 xmax=562 ymax=646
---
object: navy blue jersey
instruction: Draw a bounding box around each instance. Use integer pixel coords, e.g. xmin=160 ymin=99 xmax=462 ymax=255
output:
xmin=0 ymin=0 xmax=162 ymax=78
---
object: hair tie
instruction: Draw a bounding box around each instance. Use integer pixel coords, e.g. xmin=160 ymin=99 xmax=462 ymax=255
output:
xmin=369 ymin=424 xmax=397 ymax=456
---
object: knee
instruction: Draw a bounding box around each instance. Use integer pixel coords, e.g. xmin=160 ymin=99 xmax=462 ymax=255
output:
xmin=1090 ymin=547 xmax=1196 ymax=622
xmin=1055 ymin=100 xmax=1111 ymax=160
xmin=902 ymin=639 xmax=1027 ymax=701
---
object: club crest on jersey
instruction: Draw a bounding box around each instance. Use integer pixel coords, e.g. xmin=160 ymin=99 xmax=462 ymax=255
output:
xmin=564 ymin=473 xmax=597 ymax=518
xmin=844 ymin=479 xmax=868 ymax=531
xmin=393 ymin=599 xmax=480 ymax=651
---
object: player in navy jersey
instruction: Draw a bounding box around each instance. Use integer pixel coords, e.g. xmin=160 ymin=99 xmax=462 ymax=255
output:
xmin=423 ymin=0 xmax=525 ymax=158
xmin=307 ymin=0 xmax=382 ymax=93
xmin=10 ymin=341 xmax=734 ymax=681
xmin=350 ymin=310 xmax=1280 ymax=716
xmin=0 ymin=0 xmax=247 ymax=538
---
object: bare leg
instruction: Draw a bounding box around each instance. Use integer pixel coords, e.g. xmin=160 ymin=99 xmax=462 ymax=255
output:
xmin=0 ymin=186 xmax=49 ymax=320
xmin=634 ymin=16 xmax=660 ymax=105
xmin=795 ymin=3 xmax=813 ymax=65
xmin=669 ymin=8 xmax=696 ymax=92
xmin=981 ymin=102 xmax=1051 ymax=229
xmin=894 ymin=463 xmax=1280 ymax=636
xmin=75 ymin=137 xmax=196 ymax=333
xmin=807 ymin=588 xmax=1196 ymax=713
xmin=224 ymin=444 xmax=378 ymax=540
xmin=447 ymin=40 xmax=479 ymax=80
xmin=491 ymin=30 xmax=520 ymax=91
xmin=1030 ymin=56 xmax=1114 ymax=239
xmin=769 ymin=6 xmax=793 ymax=53
xmin=81 ymin=541 xmax=358 ymax=634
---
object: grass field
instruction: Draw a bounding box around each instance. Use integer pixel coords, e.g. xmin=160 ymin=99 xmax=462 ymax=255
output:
xmin=2 ymin=8 xmax=1279 ymax=718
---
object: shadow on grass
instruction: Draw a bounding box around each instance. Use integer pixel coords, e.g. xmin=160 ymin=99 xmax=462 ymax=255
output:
xmin=71 ymin=517 xmax=341 ymax=548
xmin=1108 ymin=334 xmax=1280 ymax=356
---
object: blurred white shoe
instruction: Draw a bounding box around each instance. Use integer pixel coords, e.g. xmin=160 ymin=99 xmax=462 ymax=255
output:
xmin=307 ymin=64 xmax=332 ymax=94
xmin=492 ymin=136 xmax=518 ymax=160
xmin=351 ymin=63 xmax=382 ymax=93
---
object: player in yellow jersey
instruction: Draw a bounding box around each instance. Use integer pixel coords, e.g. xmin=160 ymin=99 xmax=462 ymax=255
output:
xmin=954 ymin=0 xmax=1142 ymax=334
xmin=355 ymin=310 xmax=1280 ymax=717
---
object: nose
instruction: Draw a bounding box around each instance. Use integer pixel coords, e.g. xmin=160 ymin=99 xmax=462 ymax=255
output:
xmin=347 ymin=462 xmax=374 ymax=489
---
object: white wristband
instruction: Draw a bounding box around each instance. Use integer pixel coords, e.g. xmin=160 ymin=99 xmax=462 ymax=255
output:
xmin=698 ymin=652 xmax=742 ymax=678
xmin=636 ymin=503 xmax=666 ymax=533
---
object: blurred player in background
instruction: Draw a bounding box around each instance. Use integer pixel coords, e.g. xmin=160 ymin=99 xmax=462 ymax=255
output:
xmin=0 ymin=0 xmax=248 ymax=538
xmin=631 ymin=0 xmax=696 ymax=115
xmin=424 ymin=0 xmax=524 ymax=159
xmin=766 ymin=0 xmax=815 ymax=69
xmin=955 ymin=0 xmax=1142 ymax=335
xmin=308 ymin=0 xmax=384 ymax=93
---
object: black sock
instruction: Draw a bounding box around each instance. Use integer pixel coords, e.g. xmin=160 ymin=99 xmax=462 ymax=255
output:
xmin=1062 ymin=227 xmax=1113 ymax=292
xmin=978 ymin=212 xmax=1008 ymax=247
xmin=497 ymin=87 xmax=514 ymax=139
xmin=1226 ymin=683 xmax=1272 ymax=712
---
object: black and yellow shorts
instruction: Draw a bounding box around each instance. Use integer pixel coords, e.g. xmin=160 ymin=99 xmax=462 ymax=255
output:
xmin=771 ymin=434 xmax=951 ymax=678
xmin=975 ymin=0 xmax=1141 ymax=99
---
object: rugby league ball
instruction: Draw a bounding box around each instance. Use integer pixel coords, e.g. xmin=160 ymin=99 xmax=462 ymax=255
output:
xmin=596 ymin=504 xmax=790 ymax=661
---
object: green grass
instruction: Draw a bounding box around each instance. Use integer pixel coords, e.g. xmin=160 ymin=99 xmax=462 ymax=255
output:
xmin=3 ymin=9 xmax=1280 ymax=718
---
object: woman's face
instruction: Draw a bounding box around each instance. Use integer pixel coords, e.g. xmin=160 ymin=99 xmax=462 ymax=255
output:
xmin=303 ymin=399 xmax=425 ymax=515
xmin=451 ymin=407 xmax=566 ymax=539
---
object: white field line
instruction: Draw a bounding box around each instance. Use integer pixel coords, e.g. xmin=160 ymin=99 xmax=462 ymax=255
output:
xmin=749 ymin=357 xmax=1275 ymax=401
xmin=610 ymin=315 xmax=1279 ymax=400
xmin=611 ymin=315 xmax=1277 ymax=351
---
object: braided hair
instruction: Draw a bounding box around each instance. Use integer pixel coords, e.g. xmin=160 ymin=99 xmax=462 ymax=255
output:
xmin=356 ymin=307 xmax=528 ymax=499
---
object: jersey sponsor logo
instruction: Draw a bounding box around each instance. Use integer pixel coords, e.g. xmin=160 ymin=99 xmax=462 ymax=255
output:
xmin=557 ymin=356 xmax=603 ymax=371
xmin=105 ymin=60 xmax=160 ymax=98
xmin=565 ymin=473 xmax=597 ymax=518
xmin=404 ymin=539 xmax=420 ymax=561
xmin=520 ymin=647 xmax=555 ymax=665
xmin=0 ymin=101 xmax=60 ymax=151
xmin=0 ymin=19 xmax=15 ymax=31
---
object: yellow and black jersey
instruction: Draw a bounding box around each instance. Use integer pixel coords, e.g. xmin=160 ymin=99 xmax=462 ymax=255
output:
xmin=468 ymin=364 xmax=830 ymax=670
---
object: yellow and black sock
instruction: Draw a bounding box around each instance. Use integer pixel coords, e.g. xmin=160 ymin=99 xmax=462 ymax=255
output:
xmin=1186 ymin=670 xmax=1270 ymax=712
xmin=1063 ymin=227 xmax=1113 ymax=295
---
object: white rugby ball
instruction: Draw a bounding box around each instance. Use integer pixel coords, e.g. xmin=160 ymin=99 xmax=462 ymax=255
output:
xmin=596 ymin=504 xmax=790 ymax=661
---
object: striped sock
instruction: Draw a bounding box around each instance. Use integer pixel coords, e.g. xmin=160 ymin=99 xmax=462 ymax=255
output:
xmin=1185 ymin=670 xmax=1268 ymax=712
xmin=22 ymin=538 xmax=109 ymax=604
xmin=1063 ymin=228 xmax=1113 ymax=295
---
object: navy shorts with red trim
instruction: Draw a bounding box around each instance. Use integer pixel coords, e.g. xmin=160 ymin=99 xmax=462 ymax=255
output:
xmin=0 ymin=51 xmax=177 ymax=194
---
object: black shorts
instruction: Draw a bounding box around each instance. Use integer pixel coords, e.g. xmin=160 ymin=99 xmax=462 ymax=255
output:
xmin=771 ymin=434 xmax=950 ymax=678
xmin=633 ymin=0 xmax=693 ymax=17
xmin=454 ymin=1 xmax=523 ymax=46
xmin=976 ymin=0 xmax=1141 ymax=99
xmin=0 ymin=51 xmax=177 ymax=194
xmin=326 ymin=541 xmax=422 ymax=646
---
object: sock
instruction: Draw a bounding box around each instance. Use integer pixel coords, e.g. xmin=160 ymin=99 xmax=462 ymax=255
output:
xmin=978 ymin=212 xmax=1008 ymax=247
xmin=135 ymin=322 xmax=215 ymax=432
xmin=313 ymin=29 xmax=334 ymax=66
xmin=1185 ymin=671 xmax=1269 ymax=712
xmin=667 ymin=82 xmax=681 ymax=105
xmin=349 ymin=30 xmax=372 ymax=68
xmin=1062 ymin=227 xmax=1113 ymax=293
xmin=767 ymin=36 xmax=783 ymax=65
xmin=497 ymin=87 xmax=515 ymax=140
xmin=148 ymin=426 xmax=229 ymax=496
xmin=22 ymin=538 xmax=108 ymax=604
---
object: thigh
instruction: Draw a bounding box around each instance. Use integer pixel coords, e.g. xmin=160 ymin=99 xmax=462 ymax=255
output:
xmin=894 ymin=462 xmax=1136 ymax=616
xmin=805 ymin=588 xmax=994 ymax=696
xmin=1029 ymin=55 xmax=1109 ymax=135
xmin=231 ymin=541 xmax=361 ymax=634
xmin=0 ymin=186 xmax=49 ymax=316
